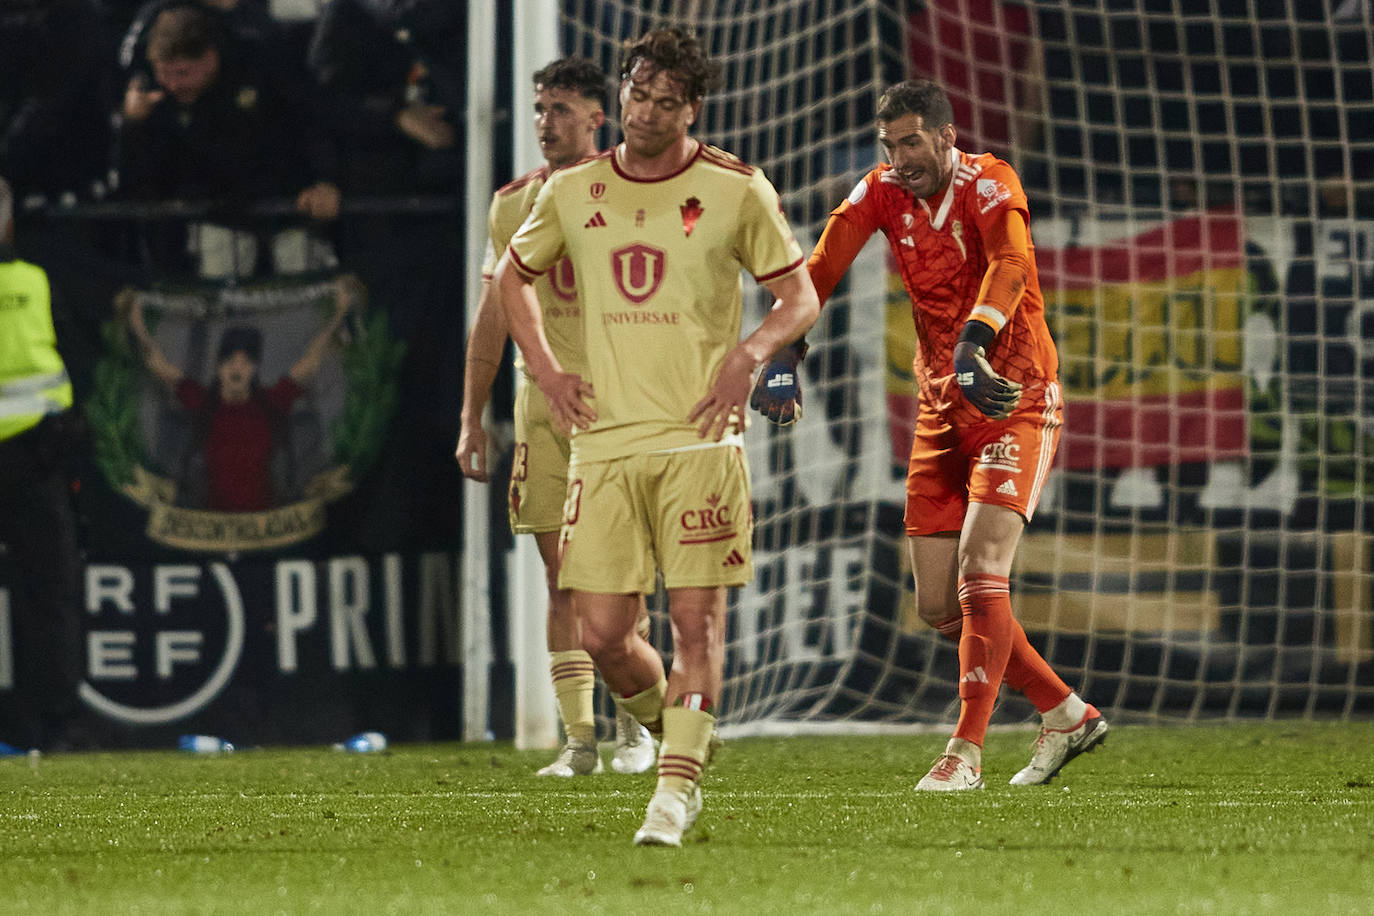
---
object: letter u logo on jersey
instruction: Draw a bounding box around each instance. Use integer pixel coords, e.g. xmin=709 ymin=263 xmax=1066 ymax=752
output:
xmin=549 ymin=256 xmax=577 ymax=302
xmin=610 ymin=243 xmax=667 ymax=304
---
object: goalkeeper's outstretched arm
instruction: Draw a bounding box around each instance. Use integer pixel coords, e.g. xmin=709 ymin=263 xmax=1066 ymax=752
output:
xmin=692 ymin=265 xmax=819 ymax=440
xmin=749 ymin=209 xmax=869 ymax=425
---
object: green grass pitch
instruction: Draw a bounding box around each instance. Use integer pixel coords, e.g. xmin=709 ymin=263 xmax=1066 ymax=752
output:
xmin=2 ymin=722 xmax=1371 ymax=914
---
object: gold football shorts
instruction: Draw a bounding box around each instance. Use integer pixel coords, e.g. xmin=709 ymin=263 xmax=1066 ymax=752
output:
xmin=508 ymin=378 xmax=572 ymax=534
xmin=558 ymin=441 xmax=753 ymax=594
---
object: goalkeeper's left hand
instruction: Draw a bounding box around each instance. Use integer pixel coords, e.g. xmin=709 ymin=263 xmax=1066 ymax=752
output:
xmin=749 ymin=339 xmax=809 ymax=426
xmin=953 ymin=340 xmax=1022 ymax=419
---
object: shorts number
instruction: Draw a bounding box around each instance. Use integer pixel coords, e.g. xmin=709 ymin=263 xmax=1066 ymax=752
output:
xmin=511 ymin=443 xmax=529 ymax=482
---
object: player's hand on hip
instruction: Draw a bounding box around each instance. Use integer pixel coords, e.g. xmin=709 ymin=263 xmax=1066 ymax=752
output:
xmin=691 ymin=346 xmax=754 ymax=441
xmin=749 ymin=339 xmax=808 ymax=426
xmin=542 ymin=371 xmax=597 ymax=434
xmin=455 ymin=423 xmax=490 ymax=482
xmin=952 ymin=341 xmax=1022 ymax=419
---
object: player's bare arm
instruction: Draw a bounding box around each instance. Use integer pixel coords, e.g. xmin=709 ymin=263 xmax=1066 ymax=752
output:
xmin=288 ymin=273 xmax=358 ymax=385
xmin=455 ymin=277 xmax=509 ymax=481
xmin=691 ymin=265 xmax=820 ymax=440
xmin=118 ymin=288 xmax=184 ymax=391
xmin=494 ymin=252 xmax=596 ymax=433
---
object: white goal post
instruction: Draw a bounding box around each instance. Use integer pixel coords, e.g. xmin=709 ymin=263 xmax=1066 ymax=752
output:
xmin=482 ymin=0 xmax=1374 ymax=742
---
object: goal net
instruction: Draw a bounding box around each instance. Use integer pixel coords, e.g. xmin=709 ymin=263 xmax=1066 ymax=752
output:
xmin=554 ymin=0 xmax=1374 ymax=735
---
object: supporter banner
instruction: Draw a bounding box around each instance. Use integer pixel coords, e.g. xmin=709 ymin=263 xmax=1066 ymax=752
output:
xmin=84 ymin=273 xmax=403 ymax=554
xmin=1040 ymin=211 xmax=1248 ymax=469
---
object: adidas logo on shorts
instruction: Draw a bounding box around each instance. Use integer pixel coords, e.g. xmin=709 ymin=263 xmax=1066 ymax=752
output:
xmin=996 ymin=478 xmax=1019 ymax=497
xmin=722 ymin=549 xmax=745 ymax=567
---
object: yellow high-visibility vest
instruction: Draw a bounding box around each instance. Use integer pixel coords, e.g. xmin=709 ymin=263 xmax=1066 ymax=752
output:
xmin=0 ymin=256 xmax=73 ymax=442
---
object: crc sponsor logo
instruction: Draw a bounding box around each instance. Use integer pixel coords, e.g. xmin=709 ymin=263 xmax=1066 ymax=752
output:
xmin=548 ymin=256 xmax=577 ymax=302
xmin=679 ymin=494 xmax=735 ymax=545
xmin=977 ymin=433 xmax=1021 ymax=473
xmin=610 ymin=243 xmax=666 ymax=304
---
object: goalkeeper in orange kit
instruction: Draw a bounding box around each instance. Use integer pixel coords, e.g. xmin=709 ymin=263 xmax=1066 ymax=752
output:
xmin=751 ymin=79 xmax=1107 ymax=789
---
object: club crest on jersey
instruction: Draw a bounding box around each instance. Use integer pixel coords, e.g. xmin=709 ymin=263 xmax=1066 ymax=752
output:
xmin=977 ymin=433 xmax=1022 ymax=473
xmin=610 ymin=243 xmax=666 ymax=304
xmin=681 ymin=197 xmax=703 ymax=237
xmin=976 ymin=178 xmax=1012 ymax=214
xmin=590 ymin=182 xmax=605 ymax=200
xmin=549 ymin=256 xmax=577 ymax=302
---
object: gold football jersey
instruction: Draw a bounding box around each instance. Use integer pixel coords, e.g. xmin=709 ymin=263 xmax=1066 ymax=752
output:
xmin=508 ymin=144 xmax=804 ymax=463
xmin=483 ymin=165 xmax=588 ymax=377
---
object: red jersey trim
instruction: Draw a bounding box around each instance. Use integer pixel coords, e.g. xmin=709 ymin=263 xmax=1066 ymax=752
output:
xmin=495 ymin=165 xmax=549 ymax=198
xmin=698 ymin=144 xmax=756 ymax=176
xmin=508 ymin=247 xmax=545 ymax=279
xmin=610 ymin=141 xmax=704 ymax=183
xmin=754 ymin=256 xmax=806 ymax=284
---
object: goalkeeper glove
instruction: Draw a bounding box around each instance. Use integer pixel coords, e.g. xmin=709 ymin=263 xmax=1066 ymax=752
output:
xmin=749 ymin=339 xmax=809 ymax=426
xmin=952 ymin=324 xmax=1022 ymax=419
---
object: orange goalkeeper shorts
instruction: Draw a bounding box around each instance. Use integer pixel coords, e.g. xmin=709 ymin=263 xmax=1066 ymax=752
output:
xmin=904 ymin=380 xmax=1063 ymax=537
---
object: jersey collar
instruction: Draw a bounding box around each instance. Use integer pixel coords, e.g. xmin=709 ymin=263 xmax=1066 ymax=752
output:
xmin=917 ymin=147 xmax=961 ymax=232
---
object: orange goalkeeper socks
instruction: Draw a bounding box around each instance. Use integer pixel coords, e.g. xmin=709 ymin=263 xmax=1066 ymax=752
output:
xmin=933 ymin=600 xmax=1071 ymax=716
xmin=952 ymin=574 xmax=1013 ymax=747
xmin=1001 ymin=618 xmax=1072 ymax=714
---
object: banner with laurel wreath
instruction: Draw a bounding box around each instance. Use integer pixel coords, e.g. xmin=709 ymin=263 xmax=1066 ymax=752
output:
xmin=85 ymin=272 xmax=404 ymax=553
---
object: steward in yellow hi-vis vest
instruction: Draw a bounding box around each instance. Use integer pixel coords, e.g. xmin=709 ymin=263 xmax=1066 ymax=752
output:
xmin=0 ymin=248 xmax=72 ymax=442
xmin=0 ymin=176 xmax=85 ymax=753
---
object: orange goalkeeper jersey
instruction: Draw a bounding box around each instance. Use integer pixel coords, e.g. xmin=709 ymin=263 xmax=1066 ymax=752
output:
xmin=810 ymin=150 xmax=1058 ymax=424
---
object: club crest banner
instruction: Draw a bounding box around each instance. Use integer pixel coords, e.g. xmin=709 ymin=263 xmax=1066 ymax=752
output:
xmin=86 ymin=273 xmax=403 ymax=553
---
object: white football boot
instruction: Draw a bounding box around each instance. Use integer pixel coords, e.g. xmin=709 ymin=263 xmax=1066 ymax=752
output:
xmin=632 ymin=784 xmax=703 ymax=847
xmin=611 ymin=707 xmax=658 ymax=774
xmin=915 ymin=754 xmax=985 ymax=791
xmin=1009 ymin=705 xmax=1109 ymax=786
xmin=535 ymin=737 xmax=603 ymax=777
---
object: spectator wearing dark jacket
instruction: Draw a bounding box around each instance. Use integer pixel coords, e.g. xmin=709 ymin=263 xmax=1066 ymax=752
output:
xmin=306 ymin=0 xmax=462 ymax=195
xmin=114 ymin=5 xmax=339 ymax=275
xmin=0 ymin=0 xmax=112 ymax=203
xmin=116 ymin=5 xmax=336 ymax=213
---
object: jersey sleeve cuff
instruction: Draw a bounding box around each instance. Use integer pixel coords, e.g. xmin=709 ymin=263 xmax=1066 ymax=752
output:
xmin=508 ymin=248 xmax=545 ymax=280
xmin=754 ymin=256 xmax=806 ymax=284
xmin=968 ymin=305 xmax=1008 ymax=332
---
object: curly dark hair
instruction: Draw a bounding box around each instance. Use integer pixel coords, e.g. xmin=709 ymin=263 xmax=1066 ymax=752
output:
xmin=876 ymin=79 xmax=955 ymax=128
xmin=619 ymin=26 xmax=722 ymax=101
xmin=532 ymin=56 xmax=608 ymax=103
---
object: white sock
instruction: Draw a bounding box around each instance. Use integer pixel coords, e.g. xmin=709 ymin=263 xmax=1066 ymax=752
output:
xmin=1042 ymin=692 xmax=1089 ymax=730
xmin=943 ymin=736 xmax=982 ymax=769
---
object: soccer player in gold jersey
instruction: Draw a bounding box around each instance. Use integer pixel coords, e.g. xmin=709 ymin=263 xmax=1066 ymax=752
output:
xmin=456 ymin=58 xmax=655 ymax=778
xmin=495 ymin=27 xmax=820 ymax=845
xmin=753 ymin=79 xmax=1107 ymax=789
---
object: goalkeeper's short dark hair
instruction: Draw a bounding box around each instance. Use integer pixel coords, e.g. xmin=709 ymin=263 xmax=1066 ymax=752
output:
xmin=620 ymin=25 xmax=722 ymax=102
xmin=877 ymin=80 xmax=955 ymax=130
xmin=533 ymin=57 xmax=608 ymax=104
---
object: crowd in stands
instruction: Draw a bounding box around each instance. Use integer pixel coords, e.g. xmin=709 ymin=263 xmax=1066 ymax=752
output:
xmin=0 ymin=0 xmax=469 ymax=547
xmin=1 ymin=0 xmax=463 ymax=227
